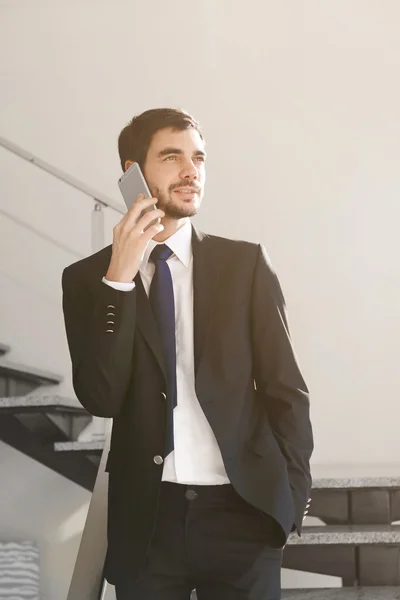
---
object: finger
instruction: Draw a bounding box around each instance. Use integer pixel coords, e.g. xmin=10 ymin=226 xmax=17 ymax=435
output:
xmin=142 ymin=221 xmax=164 ymax=242
xmin=123 ymin=195 xmax=158 ymax=225
xmin=130 ymin=194 xmax=158 ymax=213
xmin=135 ymin=208 xmax=165 ymax=232
xmin=116 ymin=199 xmax=158 ymax=231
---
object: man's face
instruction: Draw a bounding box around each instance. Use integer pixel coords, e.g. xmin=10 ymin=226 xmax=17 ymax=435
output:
xmin=141 ymin=127 xmax=206 ymax=219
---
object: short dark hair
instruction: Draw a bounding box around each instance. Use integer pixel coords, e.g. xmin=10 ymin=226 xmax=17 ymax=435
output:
xmin=118 ymin=108 xmax=204 ymax=171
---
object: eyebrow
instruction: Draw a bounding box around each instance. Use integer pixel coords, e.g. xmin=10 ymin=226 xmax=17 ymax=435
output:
xmin=157 ymin=147 xmax=207 ymax=158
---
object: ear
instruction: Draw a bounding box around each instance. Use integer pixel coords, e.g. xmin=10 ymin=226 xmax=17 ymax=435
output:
xmin=124 ymin=159 xmax=134 ymax=172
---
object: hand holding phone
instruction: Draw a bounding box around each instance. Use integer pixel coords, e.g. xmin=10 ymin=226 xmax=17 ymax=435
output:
xmin=105 ymin=187 xmax=165 ymax=283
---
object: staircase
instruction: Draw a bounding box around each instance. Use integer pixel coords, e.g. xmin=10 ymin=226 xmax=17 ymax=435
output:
xmin=283 ymin=474 xmax=400 ymax=587
xmin=58 ymin=438 xmax=400 ymax=596
xmin=1 ymin=340 xmax=400 ymax=596
xmin=0 ymin=342 xmax=96 ymax=490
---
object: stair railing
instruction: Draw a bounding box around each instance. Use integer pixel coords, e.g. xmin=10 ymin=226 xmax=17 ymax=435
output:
xmin=1 ymin=136 xmax=122 ymax=598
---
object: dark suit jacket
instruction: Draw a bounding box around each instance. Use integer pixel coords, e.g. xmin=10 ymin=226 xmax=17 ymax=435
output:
xmin=62 ymin=225 xmax=313 ymax=584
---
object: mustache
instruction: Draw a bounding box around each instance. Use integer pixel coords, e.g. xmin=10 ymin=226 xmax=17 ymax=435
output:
xmin=170 ymin=180 xmax=202 ymax=193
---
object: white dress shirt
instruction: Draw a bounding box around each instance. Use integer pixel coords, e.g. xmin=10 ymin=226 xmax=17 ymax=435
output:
xmin=102 ymin=219 xmax=229 ymax=485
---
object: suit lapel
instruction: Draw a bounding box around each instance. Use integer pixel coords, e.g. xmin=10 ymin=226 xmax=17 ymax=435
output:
xmin=130 ymin=224 xmax=221 ymax=381
xmin=192 ymin=225 xmax=222 ymax=375
xmin=134 ymin=273 xmax=167 ymax=379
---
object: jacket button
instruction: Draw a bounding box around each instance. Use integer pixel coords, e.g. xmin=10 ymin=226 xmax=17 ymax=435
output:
xmin=153 ymin=455 xmax=164 ymax=465
xmin=161 ymin=392 xmax=167 ymax=399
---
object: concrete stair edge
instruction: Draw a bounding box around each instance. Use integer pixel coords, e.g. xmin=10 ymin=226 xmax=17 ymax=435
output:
xmin=281 ymin=588 xmax=400 ymax=599
xmin=55 ymin=440 xmax=105 ymax=452
xmin=288 ymin=524 xmax=400 ymax=545
xmin=0 ymin=394 xmax=85 ymax=411
xmin=0 ymin=359 xmax=63 ymax=384
xmin=50 ymin=439 xmax=400 ymax=490
xmin=313 ymin=476 xmax=400 ymax=489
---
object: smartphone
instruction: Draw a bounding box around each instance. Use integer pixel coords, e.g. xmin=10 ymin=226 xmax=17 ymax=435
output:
xmin=118 ymin=162 xmax=158 ymax=227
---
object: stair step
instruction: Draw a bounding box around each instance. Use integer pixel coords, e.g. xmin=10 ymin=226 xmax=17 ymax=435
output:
xmin=313 ymin=476 xmax=400 ymax=489
xmin=0 ymin=360 xmax=62 ymax=386
xmin=54 ymin=440 xmax=104 ymax=468
xmin=0 ymin=394 xmax=90 ymax=443
xmin=54 ymin=440 xmax=104 ymax=452
xmin=282 ymin=588 xmax=400 ymax=599
xmin=0 ymin=343 xmax=10 ymax=356
xmin=47 ymin=442 xmax=400 ymax=503
xmin=0 ymin=394 xmax=84 ymax=413
xmin=312 ymin=464 xmax=400 ymax=487
xmin=310 ymin=476 xmax=400 ymax=526
xmin=40 ymin=439 xmax=400 ymax=514
xmin=45 ymin=443 xmax=400 ymax=496
xmin=0 ymin=394 xmax=95 ymax=489
xmin=284 ymin=525 xmax=400 ymax=585
xmin=0 ymin=409 xmax=97 ymax=491
xmin=288 ymin=524 xmax=400 ymax=545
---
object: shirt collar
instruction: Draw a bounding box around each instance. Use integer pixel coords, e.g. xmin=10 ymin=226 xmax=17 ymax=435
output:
xmin=141 ymin=219 xmax=192 ymax=272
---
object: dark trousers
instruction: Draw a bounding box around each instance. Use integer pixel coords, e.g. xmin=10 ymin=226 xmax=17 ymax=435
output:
xmin=115 ymin=482 xmax=283 ymax=600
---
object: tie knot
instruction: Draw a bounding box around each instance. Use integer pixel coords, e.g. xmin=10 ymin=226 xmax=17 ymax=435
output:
xmin=150 ymin=244 xmax=173 ymax=263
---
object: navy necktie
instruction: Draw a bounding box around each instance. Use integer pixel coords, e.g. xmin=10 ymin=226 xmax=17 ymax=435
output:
xmin=149 ymin=244 xmax=176 ymax=456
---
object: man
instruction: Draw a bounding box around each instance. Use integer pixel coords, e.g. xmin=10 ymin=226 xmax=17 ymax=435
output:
xmin=62 ymin=108 xmax=313 ymax=600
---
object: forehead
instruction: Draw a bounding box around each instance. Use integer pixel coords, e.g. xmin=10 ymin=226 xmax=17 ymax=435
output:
xmin=148 ymin=127 xmax=205 ymax=154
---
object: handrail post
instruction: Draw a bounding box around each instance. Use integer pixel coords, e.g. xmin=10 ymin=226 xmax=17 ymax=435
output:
xmin=67 ymin=422 xmax=112 ymax=600
xmin=84 ymin=202 xmax=108 ymax=442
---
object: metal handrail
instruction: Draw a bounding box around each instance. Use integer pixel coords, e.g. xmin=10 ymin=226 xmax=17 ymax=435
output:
xmin=1 ymin=135 xmax=118 ymax=597
xmin=0 ymin=136 xmax=125 ymax=215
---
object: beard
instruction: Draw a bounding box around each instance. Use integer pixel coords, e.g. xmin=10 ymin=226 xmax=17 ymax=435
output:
xmin=151 ymin=181 xmax=202 ymax=219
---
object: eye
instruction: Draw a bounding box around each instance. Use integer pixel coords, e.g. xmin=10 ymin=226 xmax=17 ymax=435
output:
xmin=194 ymin=156 xmax=205 ymax=163
xmin=164 ymin=155 xmax=177 ymax=161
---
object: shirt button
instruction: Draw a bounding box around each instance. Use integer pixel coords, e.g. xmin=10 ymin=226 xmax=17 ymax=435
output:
xmin=153 ymin=455 xmax=164 ymax=465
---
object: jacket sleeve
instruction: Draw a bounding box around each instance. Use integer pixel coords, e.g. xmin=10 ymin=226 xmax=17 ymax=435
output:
xmin=62 ymin=265 xmax=137 ymax=417
xmin=250 ymin=244 xmax=314 ymax=535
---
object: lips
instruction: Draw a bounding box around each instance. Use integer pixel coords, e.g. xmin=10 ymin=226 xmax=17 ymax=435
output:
xmin=174 ymin=188 xmax=199 ymax=194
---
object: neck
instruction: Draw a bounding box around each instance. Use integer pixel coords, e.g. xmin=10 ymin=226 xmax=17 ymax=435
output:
xmin=153 ymin=217 xmax=189 ymax=242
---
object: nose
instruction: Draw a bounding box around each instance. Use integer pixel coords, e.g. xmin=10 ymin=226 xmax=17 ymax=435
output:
xmin=179 ymin=159 xmax=199 ymax=180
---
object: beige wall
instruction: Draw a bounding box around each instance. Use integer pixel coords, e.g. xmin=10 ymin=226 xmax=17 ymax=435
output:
xmin=1 ymin=1 xmax=400 ymax=597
